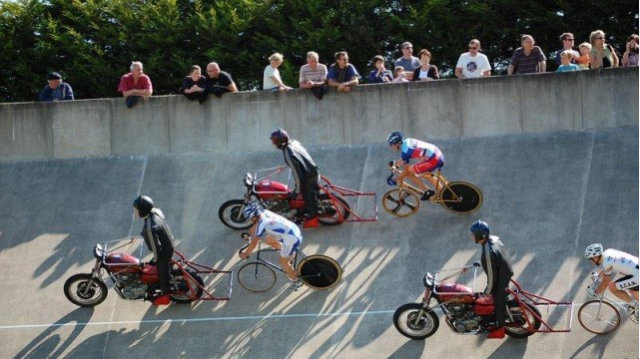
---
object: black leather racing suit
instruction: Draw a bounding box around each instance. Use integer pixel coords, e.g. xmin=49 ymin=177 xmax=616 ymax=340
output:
xmin=282 ymin=139 xmax=319 ymax=219
xmin=142 ymin=208 xmax=175 ymax=294
xmin=480 ymin=235 xmax=514 ymax=328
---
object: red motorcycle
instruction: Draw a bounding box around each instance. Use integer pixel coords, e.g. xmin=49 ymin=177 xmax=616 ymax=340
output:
xmin=219 ymin=167 xmax=377 ymax=230
xmin=393 ymin=263 xmax=547 ymax=340
xmin=64 ymin=238 xmax=232 ymax=307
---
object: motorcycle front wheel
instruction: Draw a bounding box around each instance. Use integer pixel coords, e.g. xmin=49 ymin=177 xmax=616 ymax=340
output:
xmin=393 ymin=303 xmax=439 ymax=340
xmin=64 ymin=273 xmax=108 ymax=307
xmin=218 ymin=199 xmax=253 ymax=230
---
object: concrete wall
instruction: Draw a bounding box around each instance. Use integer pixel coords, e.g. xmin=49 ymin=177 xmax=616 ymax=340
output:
xmin=0 ymin=67 xmax=637 ymax=162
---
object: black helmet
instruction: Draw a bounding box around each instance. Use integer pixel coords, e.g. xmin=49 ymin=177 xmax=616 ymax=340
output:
xmin=469 ymin=220 xmax=490 ymax=241
xmin=270 ymin=128 xmax=289 ymax=149
xmin=387 ymin=131 xmax=403 ymax=145
xmin=133 ymin=195 xmax=154 ymax=217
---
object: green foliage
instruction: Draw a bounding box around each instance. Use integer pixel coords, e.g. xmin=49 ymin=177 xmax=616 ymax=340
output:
xmin=0 ymin=0 xmax=637 ymax=101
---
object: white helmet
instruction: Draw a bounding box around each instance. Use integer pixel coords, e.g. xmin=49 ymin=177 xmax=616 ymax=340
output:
xmin=584 ymin=243 xmax=604 ymax=259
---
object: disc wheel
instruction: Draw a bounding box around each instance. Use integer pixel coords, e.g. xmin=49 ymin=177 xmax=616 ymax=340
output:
xmin=438 ymin=181 xmax=483 ymax=214
xmin=64 ymin=273 xmax=108 ymax=307
xmin=237 ymin=262 xmax=277 ymax=292
xmin=382 ymin=188 xmax=420 ymax=217
xmin=392 ymin=303 xmax=439 ymax=340
xmin=578 ymin=300 xmax=621 ymax=335
xmin=296 ymin=255 xmax=342 ymax=290
xmin=218 ymin=199 xmax=253 ymax=230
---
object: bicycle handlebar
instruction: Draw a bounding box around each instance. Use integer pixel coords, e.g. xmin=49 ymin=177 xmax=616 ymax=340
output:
xmin=238 ymin=232 xmax=251 ymax=255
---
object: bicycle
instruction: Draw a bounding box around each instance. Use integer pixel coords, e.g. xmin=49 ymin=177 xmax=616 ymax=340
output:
xmin=577 ymin=271 xmax=639 ymax=335
xmin=382 ymin=164 xmax=483 ymax=217
xmin=237 ymin=240 xmax=343 ymax=292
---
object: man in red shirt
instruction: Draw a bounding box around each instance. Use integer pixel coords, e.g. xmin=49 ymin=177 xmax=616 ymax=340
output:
xmin=118 ymin=61 xmax=153 ymax=108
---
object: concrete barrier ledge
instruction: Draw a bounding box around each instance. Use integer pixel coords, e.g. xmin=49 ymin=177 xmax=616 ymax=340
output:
xmin=0 ymin=67 xmax=637 ymax=162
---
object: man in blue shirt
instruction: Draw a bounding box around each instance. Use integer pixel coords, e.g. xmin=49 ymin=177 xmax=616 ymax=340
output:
xmin=327 ymin=51 xmax=359 ymax=93
xmin=39 ymin=72 xmax=74 ymax=102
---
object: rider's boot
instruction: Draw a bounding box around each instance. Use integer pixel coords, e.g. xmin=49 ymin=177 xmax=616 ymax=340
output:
xmin=420 ymin=190 xmax=435 ymax=201
xmin=486 ymin=326 xmax=505 ymax=339
xmin=303 ymin=216 xmax=319 ymax=229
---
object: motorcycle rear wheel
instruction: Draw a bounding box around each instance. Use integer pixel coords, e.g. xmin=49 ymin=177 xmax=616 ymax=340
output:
xmin=504 ymin=301 xmax=542 ymax=338
xmin=170 ymin=270 xmax=205 ymax=303
xmin=218 ymin=199 xmax=253 ymax=230
xmin=317 ymin=194 xmax=350 ymax=226
xmin=64 ymin=273 xmax=108 ymax=307
xmin=393 ymin=303 xmax=439 ymax=340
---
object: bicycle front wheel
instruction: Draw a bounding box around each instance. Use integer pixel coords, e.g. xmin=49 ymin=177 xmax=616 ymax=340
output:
xmin=237 ymin=262 xmax=277 ymax=292
xmin=297 ymin=255 xmax=343 ymax=290
xmin=382 ymin=189 xmax=420 ymax=217
xmin=578 ymin=300 xmax=621 ymax=335
xmin=438 ymin=181 xmax=483 ymax=214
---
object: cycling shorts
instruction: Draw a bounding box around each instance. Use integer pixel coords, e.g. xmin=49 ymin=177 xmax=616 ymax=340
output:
xmin=279 ymin=238 xmax=301 ymax=258
xmin=615 ymin=274 xmax=639 ymax=291
xmin=412 ymin=151 xmax=444 ymax=175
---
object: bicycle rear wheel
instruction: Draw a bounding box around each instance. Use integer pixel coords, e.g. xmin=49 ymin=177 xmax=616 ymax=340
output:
xmin=438 ymin=181 xmax=483 ymax=214
xmin=237 ymin=262 xmax=277 ymax=292
xmin=578 ymin=300 xmax=621 ymax=335
xmin=382 ymin=189 xmax=420 ymax=217
xmin=296 ymin=255 xmax=343 ymax=290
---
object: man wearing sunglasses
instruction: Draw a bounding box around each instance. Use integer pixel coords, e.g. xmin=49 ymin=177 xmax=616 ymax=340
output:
xmin=455 ymin=39 xmax=492 ymax=79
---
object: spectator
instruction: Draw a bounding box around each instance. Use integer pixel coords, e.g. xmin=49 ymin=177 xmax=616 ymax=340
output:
xmin=455 ymin=39 xmax=492 ymax=79
xmin=412 ymin=49 xmax=440 ymax=81
xmin=263 ymin=53 xmax=292 ymax=91
xmin=299 ymin=51 xmax=328 ymax=100
xmin=205 ymin=62 xmax=238 ymax=97
xmin=368 ymin=55 xmax=393 ymax=84
xmin=576 ymin=43 xmax=592 ymax=70
xmin=507 ymin=35 xmax=547 ymax=75
xmin=394 ymin=41 xmax=420 ymax=80
xmin=589 ymin=30 xmax=619 ymax=69
xmin=556 ymin=51 xmax=580 ymax=72
xmin=622 ymin=34 xmax=639 ymax=67
xmin=327 ymin=51 xmax=360 ymax=93
xmin=554 ymin=33 xmax=580 ymax=65
xmin=117 ymin=61 xmax=153 ymax=108
xmin=392 ymin=66 xmax=409 ymax=83
xmin=182 ymin=65 xmax=208 ymax=104
xmin=39 ymin=72 xmax=74 ymax=102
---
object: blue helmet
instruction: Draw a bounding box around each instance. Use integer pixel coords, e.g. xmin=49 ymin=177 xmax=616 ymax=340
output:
xmin=469 ymin=220 xmax=490 ymax=241
xmin=387 ymin=131 xmax=403 ymax=145
xmin=243 ymin=202 xmax=263 ymax=219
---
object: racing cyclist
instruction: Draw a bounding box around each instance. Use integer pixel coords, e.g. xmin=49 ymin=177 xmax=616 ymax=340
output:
xmin=239 ymin=202 xmax=304 ymax=289
xmin=387 ymin=131 xmax=444 ymax=201
xmin=585 ymin=243 xmax=639 ymax=316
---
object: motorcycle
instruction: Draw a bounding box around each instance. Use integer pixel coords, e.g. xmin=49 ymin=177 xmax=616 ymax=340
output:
xmin=64 ymin=239 xmax=207 ymax=307
xmin=218 ymin=168 xmax=351 ymax=230
xmin=393 ymin=263 xmax=543 ymax=340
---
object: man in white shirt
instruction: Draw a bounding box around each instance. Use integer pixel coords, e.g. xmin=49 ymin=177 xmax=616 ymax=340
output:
xmin=455 ymin=39 xmax=492 ymax=79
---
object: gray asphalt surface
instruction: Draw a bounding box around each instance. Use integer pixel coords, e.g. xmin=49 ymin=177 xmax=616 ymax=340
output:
xmin=0 ymin=127 xmax=638 ymax=359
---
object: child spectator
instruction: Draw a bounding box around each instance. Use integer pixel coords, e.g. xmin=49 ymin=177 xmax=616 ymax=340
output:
xmin=622 ymin=34 xmax=639 ymax=67
xmin=576 ymin=43 xmax=591 ymax=70
xmin=392 ymin=67 xmax=409 ymax=83
xmin=368 ymin=55 xmax=393 ymax=83
xmin=182 ymin=65 xmax=208 ymax=104
xmin=556 ymin=51 xmax=580 ymax=72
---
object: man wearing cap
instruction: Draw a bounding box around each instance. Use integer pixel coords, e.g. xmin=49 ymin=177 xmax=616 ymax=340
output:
xmin=118 ymin=61 xmax=153 ymax=108
xmin=39 ymin=72 xmax=74 ymax=102
xmin=394 ymin=42 xmax=420 ymax=81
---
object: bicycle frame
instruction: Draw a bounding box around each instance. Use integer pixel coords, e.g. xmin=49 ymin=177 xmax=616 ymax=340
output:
xmin=249 ymin=242 xmax=307 ymax=277
xmin=251 ymin=166 xmax=378 ymax=222
xmin=391 ymin=168 xmax=463 ymax=204
xmin=585 ymin=272 xmax=637 ymax=317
